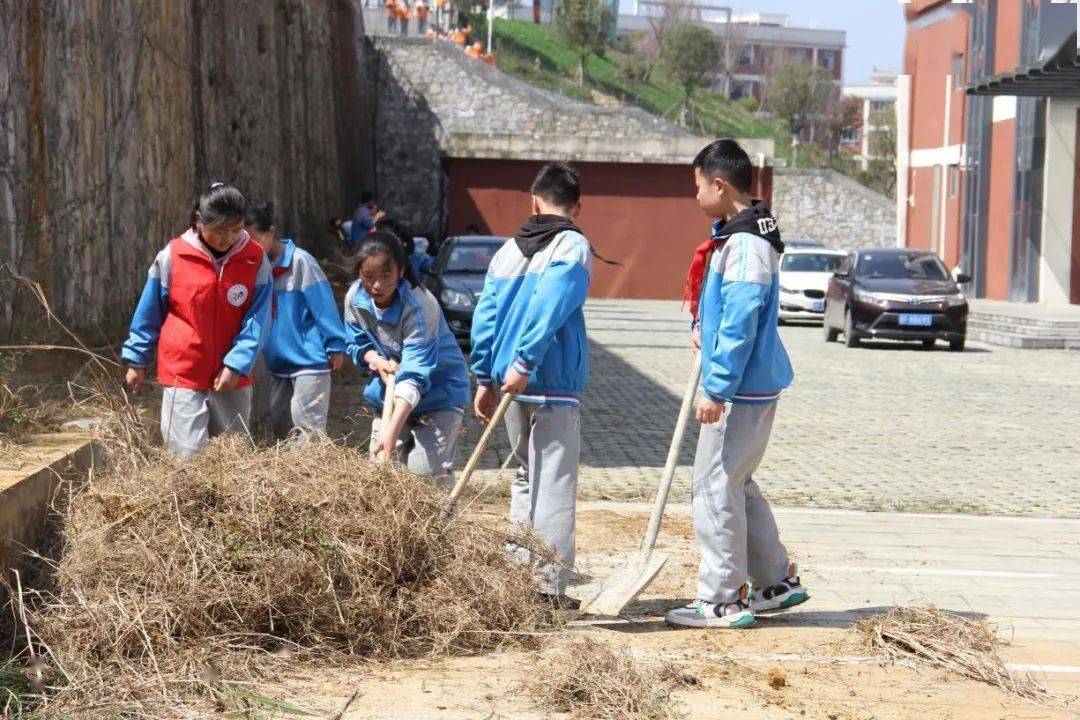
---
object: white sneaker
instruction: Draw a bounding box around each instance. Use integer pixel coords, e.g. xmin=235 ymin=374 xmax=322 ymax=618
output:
xmin=665 ymin=598 xmax=755 ymax=629
xmin=750 ymin=564 xmax=809 ymax=613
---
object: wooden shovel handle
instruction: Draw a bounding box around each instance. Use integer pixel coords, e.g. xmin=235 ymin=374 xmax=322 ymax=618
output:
xmin=446 ymin=392 xmax=515 ymax=509
xmin=377 ymin=372 xmax=397 ymax=463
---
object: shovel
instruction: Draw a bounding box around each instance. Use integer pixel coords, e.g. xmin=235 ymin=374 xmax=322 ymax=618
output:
xmin=580 ymin=353 xmax=700 ymax=616
xmin=376 ymin=369 xmax=397 ymax=463
xmin=446 ymin=391 xmax=515 ymax=512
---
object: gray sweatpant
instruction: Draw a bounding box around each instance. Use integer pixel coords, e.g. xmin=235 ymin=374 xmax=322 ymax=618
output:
xmin=370 ymin=408 xmax=463 ymax=487
xmin=269 ymin=373 xmax=331 ymax=441
xmin=160 ymin=386 xmax=252 ymax=458
xmin=693 ymin=401 xmax=789 ymax=604
xmin=505 ymin=401 xmax=580 ymax=595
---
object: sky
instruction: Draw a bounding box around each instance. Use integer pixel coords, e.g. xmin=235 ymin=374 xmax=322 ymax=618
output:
xmin=728 ymin=0 xmax=906 ymax=84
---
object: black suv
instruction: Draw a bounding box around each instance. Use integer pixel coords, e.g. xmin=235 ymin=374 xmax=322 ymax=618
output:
xmin=824 ymin=248 xmax=970 ymax=351
xmin=423 ymin=235 xmax=507 ymax=344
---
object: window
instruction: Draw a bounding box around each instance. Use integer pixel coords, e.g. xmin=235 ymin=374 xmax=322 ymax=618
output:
xmin=730 ymin=81 xmax=754 ymax=100
xmin=445 ymin=241 xmax=501 ymax=273
xmin=819 ymin=49 xmax=837 ymax=72
xmin=949 ymin=165 xmax=960 ymax=198
xmin=738 ymin=45 xmax=755 ymax=66
xmin=781 ymin=253 xmax=847 ymax=272
xmin=856 ymin=252 xmax=950 ymax=281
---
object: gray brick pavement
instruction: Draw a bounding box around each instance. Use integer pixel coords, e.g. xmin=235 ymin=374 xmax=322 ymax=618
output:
xmin=457 ymin=299 xmax=1080 ymax=517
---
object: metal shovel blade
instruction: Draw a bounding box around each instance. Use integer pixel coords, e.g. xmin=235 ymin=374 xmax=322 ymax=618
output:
xmin=580 ymin=550 xmax=670 ymax=616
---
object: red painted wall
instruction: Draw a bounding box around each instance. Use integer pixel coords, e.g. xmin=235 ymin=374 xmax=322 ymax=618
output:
xmin=445 ymin=158 xmax=772 ymax=299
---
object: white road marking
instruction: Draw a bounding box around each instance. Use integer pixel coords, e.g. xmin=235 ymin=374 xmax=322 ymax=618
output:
xmin=814 ymin=565 xmax=1061 ymax=579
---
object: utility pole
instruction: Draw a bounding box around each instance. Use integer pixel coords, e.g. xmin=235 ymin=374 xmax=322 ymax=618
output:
xmin=487 ymin=0 xmax=494 ymax=53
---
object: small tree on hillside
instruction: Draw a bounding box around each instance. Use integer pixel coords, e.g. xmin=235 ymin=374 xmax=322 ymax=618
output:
xmin=821 ymin=95 xmax=863 ymax=168
xmin=865 ymin=108 xmax=897 ymax=196
xmin=554 ymin=0 xmax=614 ymax=86
xmin=662 ymin=23 xmax=720 ymax=126
xmin=764 ymin=62 xmax=836 ymax=166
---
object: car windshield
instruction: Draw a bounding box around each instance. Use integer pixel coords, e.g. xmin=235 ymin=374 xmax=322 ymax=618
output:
xmin=445 ymin=243 xmax=500 ymax=273
xmin=781 ymin=253 xmax=845 ymax=272
xmin=856 ymin=252 xmax=949 ymax=280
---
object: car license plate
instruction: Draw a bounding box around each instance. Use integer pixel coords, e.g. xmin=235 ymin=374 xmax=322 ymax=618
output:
xmin=811 ymin=300 xmax=825 ymax=312
xmin=899 ymin=313 xmax=933 ymax=327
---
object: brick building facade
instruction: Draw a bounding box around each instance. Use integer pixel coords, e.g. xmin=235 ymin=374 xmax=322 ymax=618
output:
xmin=900 ymin=0 xmax=1079 ymax=304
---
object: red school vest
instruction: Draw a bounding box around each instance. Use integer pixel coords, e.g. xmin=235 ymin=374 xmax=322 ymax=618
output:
xmin=157 ymin=236 xmax=263 ymax=391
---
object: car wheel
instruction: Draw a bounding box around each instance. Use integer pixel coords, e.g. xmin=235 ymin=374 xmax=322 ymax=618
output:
xmin=922 ymin=339 xmax=936 ymax=350
xmin=843 ymin=309 xmax=860 ymax=348
xmin=949 ymin=337 xmax=966 ymax=352
xmin=823 ymin=321 xmax=839 ymax=343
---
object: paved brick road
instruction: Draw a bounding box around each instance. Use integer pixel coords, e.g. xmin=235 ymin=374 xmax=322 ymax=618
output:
xmin=450 ymin=299 xmax=1080 ymax=517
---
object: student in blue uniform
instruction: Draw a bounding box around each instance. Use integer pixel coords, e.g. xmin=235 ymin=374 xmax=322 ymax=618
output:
xmin=344 ymin=232 xmax=470 ymax=486
xmin=666 ymin=139 xmax=808 ymax=630
xmin=470 ymin=162 xmax=592 ymax=603
xmin=245 ymin=202 xmax=347 ymax=440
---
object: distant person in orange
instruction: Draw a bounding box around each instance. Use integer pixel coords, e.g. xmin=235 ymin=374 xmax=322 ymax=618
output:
xmin=481 ymin=51 xmax=497 ymax=67
xmin=397 ymin=1 xmax=411 ymax=36
xmin=414 ymin=0 xmax=430 ymax=34
xmin=385 ymin=0 xmax=398 ymax=34
xmin=451 ymin=27 xmax=467 ymax=46
xmin=466 ymin=41 xmax=482 ymax=59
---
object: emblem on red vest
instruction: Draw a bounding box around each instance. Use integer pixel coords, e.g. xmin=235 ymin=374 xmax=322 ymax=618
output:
xmin=227 ymin=284 xmax=249 ymax=307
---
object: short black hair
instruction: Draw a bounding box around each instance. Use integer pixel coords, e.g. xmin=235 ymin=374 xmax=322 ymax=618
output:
xmin=244 ymin=201 xmax=274 ymax=232
xmin=530 ymin=162 xmax=581 ymax=210
xmin=352 ymin=230 xmax=419 ymax=287
xmin=693 ymin=139 xmax=753 ymax=194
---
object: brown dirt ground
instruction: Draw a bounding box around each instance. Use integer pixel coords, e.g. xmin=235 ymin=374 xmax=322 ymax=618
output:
xmin=253 ymin=503 xmax=1080 ymax=720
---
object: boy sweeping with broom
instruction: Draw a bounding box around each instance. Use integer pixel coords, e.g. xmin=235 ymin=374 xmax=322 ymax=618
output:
xmin=665 ymin=140 xmax=808 ymax=629
xmin=470 ymin=163 xmax=591 ymax=605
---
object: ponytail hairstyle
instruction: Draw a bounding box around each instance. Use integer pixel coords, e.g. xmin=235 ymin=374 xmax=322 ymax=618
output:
xmin=191 ymin=182 xmax=246 ymax=230
xmin=352 ymin=230 xmax=420 ymax=287
xmin=244 ymin=200 xmax=275 ymax=232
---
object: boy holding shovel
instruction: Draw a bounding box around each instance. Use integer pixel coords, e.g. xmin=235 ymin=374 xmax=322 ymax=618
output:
xmin=470 ymin=163 xmax=592 ymax=606
xmin=666 ymin=140 xmax=808 ymax=629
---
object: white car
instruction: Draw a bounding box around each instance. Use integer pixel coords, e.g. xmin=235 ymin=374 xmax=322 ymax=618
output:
xmin=778 ymin=246 xmax=849 ymax=324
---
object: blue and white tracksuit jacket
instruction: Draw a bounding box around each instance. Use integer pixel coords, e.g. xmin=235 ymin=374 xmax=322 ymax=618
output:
xmin=264 ymin=239 xmax=348 ymax=378
xmin=699 ymin=231 xmax=794 ymax=404
xmin=344 ymin=280 xmax=470 ymax=415
xmin=469 ymin=231 xmax=591 ymax=405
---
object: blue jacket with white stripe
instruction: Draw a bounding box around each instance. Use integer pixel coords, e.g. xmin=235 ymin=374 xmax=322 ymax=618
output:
xmin=469 ymin=230 xmax=591 ymax=405
xmin=699 ymin=228 xmax=794 ymax=404
xmin=263 ymin=239 xmax=348 ymax=377
xmin=344 ymin=279 xmax=470 ymax=415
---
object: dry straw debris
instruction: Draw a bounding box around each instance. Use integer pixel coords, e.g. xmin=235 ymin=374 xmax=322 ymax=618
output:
xmin=16 ymin=436 xmax=548 ymax=717
xmin=525 ymin=637 xmax=681 ymax=720
xmin=857 ymin=605 xmax=1047 ymax=701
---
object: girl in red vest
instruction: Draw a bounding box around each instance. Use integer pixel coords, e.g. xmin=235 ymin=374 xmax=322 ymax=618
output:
xmin=122 ymin=183 xmax=273 ymax=457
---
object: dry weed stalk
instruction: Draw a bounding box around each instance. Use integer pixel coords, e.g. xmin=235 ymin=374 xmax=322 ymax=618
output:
xmin=857 ymin=605 xmax=1047 ymax=701
xmin=13 ymin=437 xmax=547 ymax=717
xmin=526 ymin=637 xmax=681 ymax=720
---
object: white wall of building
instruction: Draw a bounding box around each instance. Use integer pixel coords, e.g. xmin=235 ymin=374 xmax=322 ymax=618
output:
xmin=1038 ymin=97 xmax=1079 ymax=305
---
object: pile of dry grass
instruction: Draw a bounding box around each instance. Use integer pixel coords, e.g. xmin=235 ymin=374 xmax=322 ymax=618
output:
xmin=16 ymin=436 xmax=547 ymax=717
xmin=857 ymin=605 xmax=1047 ymax=701
xmin=525 ymin=637 xmax=682 ymax=720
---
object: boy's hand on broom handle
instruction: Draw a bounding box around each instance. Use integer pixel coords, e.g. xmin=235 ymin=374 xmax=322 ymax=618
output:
xmin=124 ymin=367 xmax=146 ymax=394
xmin=500 ymin=367 xmax=529 ymax=395
xmin=473 ymin=384 xmax=496 ymax=423
xmin=213 ymin=367 xmax=242 ymax=393
xmin=696 ymin=397 xmax=725 ymax=425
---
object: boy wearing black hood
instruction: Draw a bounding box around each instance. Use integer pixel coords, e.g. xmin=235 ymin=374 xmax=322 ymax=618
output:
xmin=470 ymin=163 xmax=591 ymax=604
xmin=666 ymin=139 xmax=807 ymax=630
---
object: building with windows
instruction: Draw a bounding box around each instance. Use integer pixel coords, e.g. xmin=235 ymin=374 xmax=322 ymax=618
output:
xmin=899 ymin=0 xmax=1079 ymax=304
xmin=842 ymin=69 xmax=899 ymax=171
xmin=512 ymin=3 xmax=845 ymax=101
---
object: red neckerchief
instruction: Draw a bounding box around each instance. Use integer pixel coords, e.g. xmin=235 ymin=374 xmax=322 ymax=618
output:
xmin=683 ymin=237 xmax=725 ymax=323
